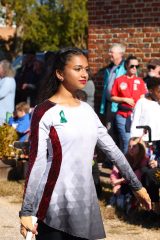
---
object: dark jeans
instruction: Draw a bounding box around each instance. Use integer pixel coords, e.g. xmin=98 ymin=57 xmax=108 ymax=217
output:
xmin=142 ymin=167 xmax=160 ymax=202
xmin=36 ymin=221 xmax=87 ymax=240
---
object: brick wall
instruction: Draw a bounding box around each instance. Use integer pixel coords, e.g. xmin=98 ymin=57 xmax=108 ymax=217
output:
xmin=87 ymin=0 xmax=160 ymax=112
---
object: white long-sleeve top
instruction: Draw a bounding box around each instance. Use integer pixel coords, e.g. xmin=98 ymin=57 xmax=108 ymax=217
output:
xmin=131 ymin=97 xmax=160 ymax=141
xmin=20 ymin=100 xmax=142 ymax=240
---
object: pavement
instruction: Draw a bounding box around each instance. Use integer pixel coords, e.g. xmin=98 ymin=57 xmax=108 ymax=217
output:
xmin=0 ymin=197 xmax=23 ymax=240
xmin=1 ymin=166 xmax=159 ymax=240
xmin=0 ymin=166 xmax=108 ymax=240
xmin=0 ymin=196 xmax=106 ymax=240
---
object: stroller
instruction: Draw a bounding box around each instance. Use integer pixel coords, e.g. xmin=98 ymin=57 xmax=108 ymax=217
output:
xmin=136 ymin=125 xmax=155 ymax=158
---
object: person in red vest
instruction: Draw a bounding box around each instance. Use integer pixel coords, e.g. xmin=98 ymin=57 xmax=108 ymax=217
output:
xmin=111 ymin=55 xmax=147 ymax=154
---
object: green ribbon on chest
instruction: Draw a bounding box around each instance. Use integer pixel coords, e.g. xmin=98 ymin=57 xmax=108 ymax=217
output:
xmin=59 ymin=110 xmax=67 ymax=123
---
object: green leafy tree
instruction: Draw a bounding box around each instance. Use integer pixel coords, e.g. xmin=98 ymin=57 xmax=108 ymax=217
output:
xmin=58 ymin=0 xmax=88 ymax=48
xmin=1 ymin=0 xmax=88 ymax=55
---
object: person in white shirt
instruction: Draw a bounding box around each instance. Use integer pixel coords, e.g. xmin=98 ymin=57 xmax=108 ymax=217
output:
xmin=131 ymin=77 xmax=160 ymax=142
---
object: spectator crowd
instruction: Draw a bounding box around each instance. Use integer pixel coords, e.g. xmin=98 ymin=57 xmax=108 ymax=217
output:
xmin=100 ymin=43 xmax=160 ymax=215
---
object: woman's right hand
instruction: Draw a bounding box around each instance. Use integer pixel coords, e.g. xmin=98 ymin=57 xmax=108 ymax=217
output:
xmin=133 ymin=187 xmax=152 ymax=210
xmin=20 ymin=216 xmax=37 ymax=238
xmin=124 ymin=98 xmax=135 ymax=106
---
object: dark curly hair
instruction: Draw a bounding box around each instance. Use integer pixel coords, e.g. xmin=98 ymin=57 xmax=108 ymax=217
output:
xmin=37 ymin=47 xmax=87 ymax=104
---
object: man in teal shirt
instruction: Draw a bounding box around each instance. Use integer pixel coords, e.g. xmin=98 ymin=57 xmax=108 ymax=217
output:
xmin=100 ymin=43 xmax=126 ymax=146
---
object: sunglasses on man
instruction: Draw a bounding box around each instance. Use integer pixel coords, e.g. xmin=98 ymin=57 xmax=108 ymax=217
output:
xmin=129 ymin=65 xmax=140 ymax=69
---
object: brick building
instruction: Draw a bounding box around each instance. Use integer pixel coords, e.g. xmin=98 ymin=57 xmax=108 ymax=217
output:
xmin=88 ymin=0 xmax=160 ymax=112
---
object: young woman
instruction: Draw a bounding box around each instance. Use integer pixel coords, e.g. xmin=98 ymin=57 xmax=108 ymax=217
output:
xmin=111 ymin=55 xmax=146 ymax=154
xmin=19 ymin=48 xmax=151 ymax=240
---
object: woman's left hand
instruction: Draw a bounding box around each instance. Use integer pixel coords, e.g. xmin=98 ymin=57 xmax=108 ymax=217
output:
xmin=124 ymin=97 xmax=135 ymax=106
xmin=133 ymin=187 xmax=152 ymax=210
